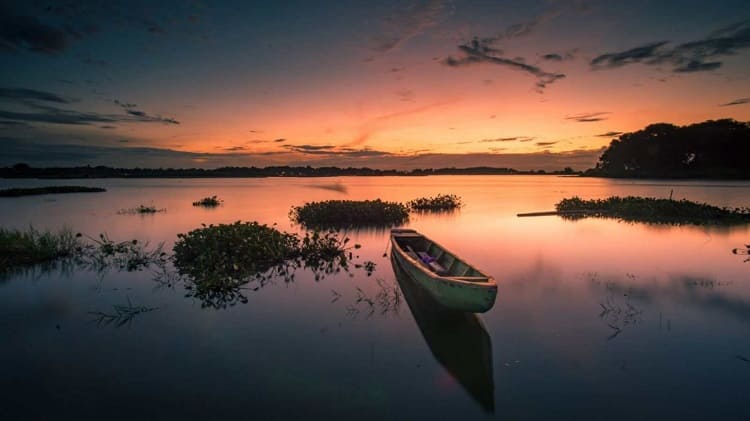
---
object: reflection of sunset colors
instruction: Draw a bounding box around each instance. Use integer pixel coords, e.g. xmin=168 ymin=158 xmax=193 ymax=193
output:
xmin=1 ymin=1 xmax=749 ymax=169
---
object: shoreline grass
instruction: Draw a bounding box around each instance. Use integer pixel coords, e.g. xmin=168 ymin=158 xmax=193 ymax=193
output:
xmin=556 ymin=196 xmax=750 ymax=225
xmin=0 ymin=226 xmax=81 ymax=268
xmin=0 ymin=186 xmax=106 ymax=197
xmin=290 ymin=199 xmax=409 ymax=228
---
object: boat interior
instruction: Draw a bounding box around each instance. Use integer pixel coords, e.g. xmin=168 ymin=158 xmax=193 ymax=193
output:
xmin=392 ymin=233 xmax=487 ymax=280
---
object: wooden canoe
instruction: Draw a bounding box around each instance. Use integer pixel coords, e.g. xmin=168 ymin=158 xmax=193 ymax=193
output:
xmin=391 ymin=254 xmax=495 ymax=412
xmin=390 ymin=228 xmax=497 ymax=313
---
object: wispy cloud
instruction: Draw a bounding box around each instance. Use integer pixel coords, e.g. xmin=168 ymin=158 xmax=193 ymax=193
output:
xmin=536 ymin=141 xmax=558 ymax=146
xmin=591 ymin=19 xmax=750 ymax=73
xmin=596 ymin=131 xmax=623 ymax=137
xmin=720 ymin=97 xmax=750 ymax=106
xmin=565 ymin=112 xmax=610 ymax=122
xmin=442 ymin=37 xmax=565 ymax=91
xmin=283 ymin=144 xmax=393 ymax=157
xmin=0 ymin=88 xmax=71 ymax=104
xmin=0 ymin=15 xmax=67 ymax=54
xmin=478 ymin=136 xmax=535 ymax=143
xmin=371 ymin=0 xmax=451 ymax=53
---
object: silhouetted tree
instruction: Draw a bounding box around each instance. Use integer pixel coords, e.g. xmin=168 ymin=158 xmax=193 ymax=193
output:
xmin=591 ymin=119 xmax=750 ymax=178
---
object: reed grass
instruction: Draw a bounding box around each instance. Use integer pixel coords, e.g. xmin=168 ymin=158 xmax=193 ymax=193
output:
xmin=0 ymin=226 xmax=81 ymax=268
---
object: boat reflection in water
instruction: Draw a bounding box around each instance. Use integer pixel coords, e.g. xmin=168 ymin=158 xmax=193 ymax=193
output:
xmin=391 ymin=255 xmax=495 ymax=413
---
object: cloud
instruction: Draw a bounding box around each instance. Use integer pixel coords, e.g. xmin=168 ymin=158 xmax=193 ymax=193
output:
xmin=720 ymin=97 xmax=750 ymax=106
xmin=536 ymin=141 xmax=559 ymax=146
xmin=0 ymin=14 xmax=67 ymax=54
xmin=0 ymin=137 xmax=602 ymax=171
xmin=99 ymin=125 xmax=117 ymax=129
xmin=283 ymin=144 xmax=393 ymax=157
xmin=565 ymin=112 xmax=610 ymax=122
xmin=0 ymin=88 xmax=71 ymax=104
xmin=0 ymin=104 xmax=179 ymax=125
xmin=542 ymin=53 xmax=563 ymax=61
xmin=371 ymin=0 xmax=450 ymax=53
xmin=442 ymin=37 xmax=565 ymax=90
xmin=114 ymin=100 xmax=137 ymax=109
xmin=347 ymin=100 xmax=454 ymax=146
xmin=274 ymin=138 xmax=287 ymax=143
xmin=591 ymin=19 xmax=750 ymax=73
xmin=596 ymin=131 xmax=623 ymax=137
xmin=478 ymin=136 xmax=535 ymax=143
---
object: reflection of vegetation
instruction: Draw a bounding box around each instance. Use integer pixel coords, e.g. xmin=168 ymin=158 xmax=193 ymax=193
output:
xmin=599 ymin=292 xmax=643 ymax=340
xmin=89 ymin=297 xmax=158 ymax=327
xmin=733 ymin=245 xmax=750 ymax=262
xmin=78 ymin=234 xmax=168 ymax=274
xmin=0 ymin=186 xmax=106 ymax=197
xmin=586 ymin=119 xmax=750 ymax=179
xmin=557 ymin=196 xmax=750 ymax=225
xmin=0 ymin=226 xmax=81 ymax=269
xmin=192 ymin=195 xmax=223 ymax=207
xmin=173 ymin=222 xmax=363 ymax=309
xmin=117 ymin=204 xmax=166 ymax=214
xmin=290 ymin=200 xmax=409 ymax=228
xmin=407 ymin=194 xmax=462 ymax=212
xmin=345 ymin=279 xmax=402 ymax=319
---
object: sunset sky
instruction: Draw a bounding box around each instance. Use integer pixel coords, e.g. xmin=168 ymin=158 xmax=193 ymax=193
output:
xmin=1 ymin=0 xmax=749 ymax=169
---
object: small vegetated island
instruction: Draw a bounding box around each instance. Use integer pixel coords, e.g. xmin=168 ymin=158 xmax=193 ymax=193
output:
xmin=290 ymin=195 xmax=463 ymax=228
xmin=0 ymin=186 xmax=106 ymax=197
xmin=555 ymin=196 xmax=750 ymax=226
xmin=192 ymin=196 xmax=223 ymax=207
xmin=290 ymin=199 xmax=410 ymax=228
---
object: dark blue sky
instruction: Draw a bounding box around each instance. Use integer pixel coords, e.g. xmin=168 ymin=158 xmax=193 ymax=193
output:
xmin=1 ymin=0 xmax=749 ymax=169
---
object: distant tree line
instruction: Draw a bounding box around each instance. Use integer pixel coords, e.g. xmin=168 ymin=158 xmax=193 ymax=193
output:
xmin=0 ymin=164 xmax=575 ymax=179
xmin=587 ymin=119 xmax=750 ymax=178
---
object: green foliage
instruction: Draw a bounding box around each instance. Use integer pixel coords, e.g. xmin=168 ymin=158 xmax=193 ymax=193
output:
xmin=407 ymin=194 xmax=463 ymax=212
xmin=591 ymin=119 xmax=750 ymax=178
xmin=173 ymin=221 xmax=362 ymax=308
xmin=192 ymin=195 xmax=223 ymax=207
xmin=0 ymin=186 xmax=106 ymax=197
xmin=173 ymin=222 xmax=299 ymax=292
xmin=556 ymin=196 xmax=750 ymax=225
xmin=290 ymin=199 xmax=409 ymax=228
xmin=0 ymin=226 xmax=81 ymax=267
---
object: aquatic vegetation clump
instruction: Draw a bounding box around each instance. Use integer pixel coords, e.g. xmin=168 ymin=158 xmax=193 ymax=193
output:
xmin=78 ymin=233 xmax=168 ymax=273
xmin=117 ymin=205 xmax=166 ymax=214
xmin=0 ymin=226 xmax=81 ymax=268
xmin=173 ymin=221 xmax=299 ymax=292
xmin=192 ymin=195 xmax=223 ymax=207
xmin=556 ymin=196 xmax=750 ymax=225
xmin=172 ymin=222 xmax=363 ymax=308
xmin=290 ymin=199 xmax=409 ymax=228
xmin=0 ymin=186 xmax=106 ymax=197
xmin=407 ymin=194 xmax=463 ymax=212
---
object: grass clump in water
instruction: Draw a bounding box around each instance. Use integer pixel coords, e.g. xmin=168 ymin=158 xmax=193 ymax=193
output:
xmin=290 ymin=199 xmax=409 ymax=228
xmin=407 ymin=194 xmax=463 ymax=212
xmin=556 ymin=196 xmax=750 ymax=225
xmin=192 ymin=195 xmax=223 ymax=207
xmin=0 ymin=186 xmax=106 ymax=197
xmin=0 ymin=226 xmax=81 ymax=268
xmin=118 ymin=205 xmax=166 ymax=214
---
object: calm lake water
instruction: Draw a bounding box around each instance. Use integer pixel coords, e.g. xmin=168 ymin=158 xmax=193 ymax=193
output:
xmin=2 ymin=176 xmax=749 ymax=420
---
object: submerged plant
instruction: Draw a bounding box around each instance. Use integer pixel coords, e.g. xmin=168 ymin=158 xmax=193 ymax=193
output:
xmin=192 ymin=195 xmax=223 ymax=207
xmin=290 ymin=199 xmax=409 ymax=228
xmin=407 ymin=194 xmax=463 ymax=212
xmin=556 ymin=196 xmax=750 ymax=225
xmin=89 ymin=297 xmax=158 ymax=327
